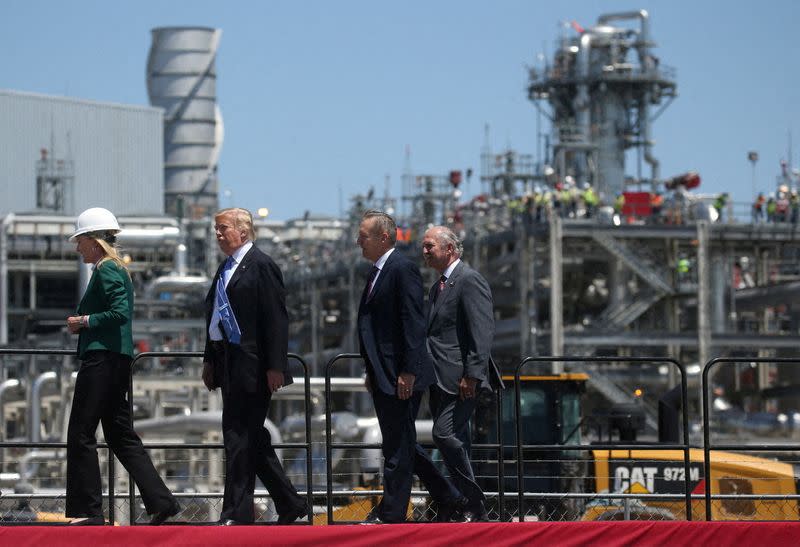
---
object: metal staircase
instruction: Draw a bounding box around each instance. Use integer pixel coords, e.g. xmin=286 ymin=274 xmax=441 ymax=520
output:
xmin=595 ymin=289 xmax=666 ymax=330
xmin=592 ymin=232 xmax=675 ymax=295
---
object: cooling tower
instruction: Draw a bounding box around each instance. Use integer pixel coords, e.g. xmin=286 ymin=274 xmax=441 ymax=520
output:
xmin=147 ymin=27 xmax=224 ymax=218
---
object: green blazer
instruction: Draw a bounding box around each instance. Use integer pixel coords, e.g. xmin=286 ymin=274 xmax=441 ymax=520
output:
xmin=76 ymin=259 xmax=134 ymax=359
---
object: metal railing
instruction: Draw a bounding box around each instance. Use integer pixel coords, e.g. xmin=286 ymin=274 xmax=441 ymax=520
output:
xmin=514 ymin=357 xmax=692 ymax=521
xmin=702 ymin=357 xmax=800 ymax=521
xmin=0 ymin=348 xmax=313 ymax=525
xmin=323 ymin=353 xmax=507 ymax=524
xmin=3 ymin=347 xmax=800 ymax=523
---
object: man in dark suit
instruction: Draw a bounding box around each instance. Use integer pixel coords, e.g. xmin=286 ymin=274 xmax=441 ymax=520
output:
xmin=202 ymin=208 xmax=308 ymax=525
xmin=356 ymin=210 xmax=462 ymax=523
xmin=422 ymin=226 xmax=498 ymax=522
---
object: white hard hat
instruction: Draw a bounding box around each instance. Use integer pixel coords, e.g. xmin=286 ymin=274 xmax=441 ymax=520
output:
xmin=69 ymin=207 xmax=121 ymax=241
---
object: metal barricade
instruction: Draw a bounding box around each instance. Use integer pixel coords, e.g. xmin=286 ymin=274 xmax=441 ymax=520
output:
xmin=0 ymin=348 xmax=312 ymax=525
xmin=127 ymin=351 xmax=313 ymax=525
xmin=0 ymin=348 xmax=96 ymax=522
xmin=514 ymin=356 xmax=693 ymax=522
xmin=323 ymin=353 xmax=506 ymax=524
xmin=702 ymin=357 xmax=800 ymax=521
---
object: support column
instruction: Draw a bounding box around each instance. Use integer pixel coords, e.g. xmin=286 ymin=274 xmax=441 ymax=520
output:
xmin=0 ymin=214 xmax=14 ymax=345
xmin=29 ymin=266 xmax=37 ymax=311
xmin=310 ymin=279 xmax=320 ymax=377
xmin=549 ymin=215 xmax=563 ymax=369
xmin=696 ymin=221 xmax=711 ymax=369
xmin=710 ymin=252 xmax=727 ymax=333
xmin=518 ymin=229 xmax=536 ymax=359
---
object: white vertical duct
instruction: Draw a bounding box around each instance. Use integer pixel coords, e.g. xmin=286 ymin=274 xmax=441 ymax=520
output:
xmin=147 ymin=27 xmax=224 ymax=218
xmin=0 ymin=213 xmax=13 ymax=345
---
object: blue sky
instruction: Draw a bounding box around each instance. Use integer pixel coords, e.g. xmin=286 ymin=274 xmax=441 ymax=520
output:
xmin=2 ymin=1 xmax=798 ymax=220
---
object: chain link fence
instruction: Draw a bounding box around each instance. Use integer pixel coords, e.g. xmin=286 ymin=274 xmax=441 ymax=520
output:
xmin=1 ymin=350 xmax=798 ymax=524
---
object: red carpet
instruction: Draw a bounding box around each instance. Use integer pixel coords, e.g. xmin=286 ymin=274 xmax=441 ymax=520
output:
xmin=0 ymin=521 xmax=798 ymax=546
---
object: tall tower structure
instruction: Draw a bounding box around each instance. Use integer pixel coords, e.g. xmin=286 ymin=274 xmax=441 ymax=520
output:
xmin=528 ymin=11 xmax=676 ymax=199
xmin=147 ymin=27 xmax=224 ymax=218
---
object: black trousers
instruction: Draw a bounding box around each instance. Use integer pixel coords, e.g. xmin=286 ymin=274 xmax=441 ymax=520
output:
xmin=215 ymin=346 xmax=305 ymax=523
xmin=371 ymin=389 xmax=461 ymax=522
xmin=66 ymin=351 xmax=176 ymax=519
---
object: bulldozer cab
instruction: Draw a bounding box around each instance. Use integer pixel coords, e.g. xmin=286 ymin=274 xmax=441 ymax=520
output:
xmin=473 ymin=373 xmax=588 ymax=519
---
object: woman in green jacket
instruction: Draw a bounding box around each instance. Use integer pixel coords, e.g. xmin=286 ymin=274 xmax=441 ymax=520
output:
xmin=64 ymin=207 xmax=179 ymax=526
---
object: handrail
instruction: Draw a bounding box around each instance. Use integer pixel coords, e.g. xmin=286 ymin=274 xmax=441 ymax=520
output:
xmin=5 ymin=347 xmax=800 ymax=524
xmin=0 ymin=347 xmax=312 ymax=525
xmin=514 ymin=356 xmax=692 ymax=522
xmin=127 ymin=350 xmax=313 ymax=525
xmin=701 ymin=357 xmax=800 ymax=521
xmin=324 ymin=352 xmax=507 ymax=524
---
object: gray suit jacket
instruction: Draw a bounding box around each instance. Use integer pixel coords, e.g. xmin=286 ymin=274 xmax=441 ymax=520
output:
xmin=426 ymin=261 xmax=499 ymax=394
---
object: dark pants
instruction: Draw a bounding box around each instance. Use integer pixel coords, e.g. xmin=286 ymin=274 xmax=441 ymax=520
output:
xmin=429 ymin=386 xmax=484 ymax=509
xmin=371 ymin=389 xmax=460 ymax=522
xmin=215 ymin=346 xmax=304 ymax=523
xmin=66 ymin=351 xmax=176 ymax=519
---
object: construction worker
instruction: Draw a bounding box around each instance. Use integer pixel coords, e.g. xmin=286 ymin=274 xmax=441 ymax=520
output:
xmin=650 ymin=192 xmax=664 ymax=224
xmin=540 ymin=190 xmax=552 ymax=223
xmin=752 ymin=193 xmax=765 ymax=223
xmin=567 ymin=180 xmax=580 ymax=218
xmin=677 ymin=257 xmax=691 ymax=283
xmin=582 ymin=183 xmax=598 ymax=219
xmin=713 ymin=193 xmax=729 ymax=223
xmin=613 ymin=193 xmax=625 ymax=215
xmin=552 ymin=183 xmax=563 ymax=217
xmin=766 ymin=196 xmax=777 ymax=223
xmin=560 ymin=185 xmax=573 ymax=218
xmin=776 ymin=191 xmax=790 ymax=222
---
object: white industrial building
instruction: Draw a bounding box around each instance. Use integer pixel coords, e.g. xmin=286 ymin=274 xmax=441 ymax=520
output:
xmin=0 ymin=89 xmax=164 ymax=217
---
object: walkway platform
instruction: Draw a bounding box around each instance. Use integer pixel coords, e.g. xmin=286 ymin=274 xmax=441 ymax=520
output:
xmin=1 ymin=520 xmax=798 ymax=546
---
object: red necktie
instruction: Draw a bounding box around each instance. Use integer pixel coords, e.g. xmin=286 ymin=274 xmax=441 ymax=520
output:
xmin=433 ymin=275 xmax=446 ymax=304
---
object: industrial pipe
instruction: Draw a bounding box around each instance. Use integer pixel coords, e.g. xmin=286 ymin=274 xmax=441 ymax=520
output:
xmin=597 ymin=10 xmax=659 ymax=185
xmin=0 ymin=378 xmax=22 ymax=441
xmin=0 ymin=213 xmax=14 ymax=345
xmin=597 ymin=10 xmax=650 ymax=49
xmin=28 ymin=371 xmax=57 ymax=443
xmin=576 ymin=33 xmax=593 ymax=145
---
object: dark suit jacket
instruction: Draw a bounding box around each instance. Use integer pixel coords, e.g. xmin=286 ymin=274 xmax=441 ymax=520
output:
xmin=77 ymin=260 xmax=134 ymax=359
xmin=358 ymin=249 xmax=435 ymax=396
xmin=426 ymin=260 xmax=500 ymax=393
xmin=203 ymin=245 xmax=292 ymax=393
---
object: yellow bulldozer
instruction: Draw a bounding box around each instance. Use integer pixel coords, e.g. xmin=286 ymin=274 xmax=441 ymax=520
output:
xmin=472 ymin=373 xmax=800 ymax=521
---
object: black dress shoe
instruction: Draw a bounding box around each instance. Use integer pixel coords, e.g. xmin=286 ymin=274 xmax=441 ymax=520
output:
xmin=360 ymin=515 xmax=388 ymax=525
xmin=460 ymin=508 xmax=488 ymax=523
xmin=436 ymin=497 xmax=468 ymax=522
xmin=69 ymin=516 xmax=105 ymax=526
xmin=276 ymin=504 xmax=308 ymax=525
xmin=217 ymin=518 xmax=248 ymax=526
xmin=150 ymin=502 xmax=181 ymax=525
xmin=278 ymin=504 xmax=308 ymax=526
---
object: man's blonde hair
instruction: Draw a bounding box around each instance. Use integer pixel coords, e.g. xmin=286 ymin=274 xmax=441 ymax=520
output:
xmin=216 ymin=208 xmax=256 ymax=241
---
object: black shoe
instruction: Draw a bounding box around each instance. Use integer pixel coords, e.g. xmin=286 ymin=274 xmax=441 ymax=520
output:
xmin=217 ymin=518 xmax=248 ymax=526
xmin=69 ymin=516 xmax=105 ymax=526
xmin=461 ymin=507 xmax=488 ymax=523
xmin=150 ymin=501 xmax=181 ymax=525
xmin=276 ymin=504 xmax=308 ymax=525
xmin=436 ymin=497 xmax=468 ymax=523
xmin=361 ymin=514 xmax=388 ymax=525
